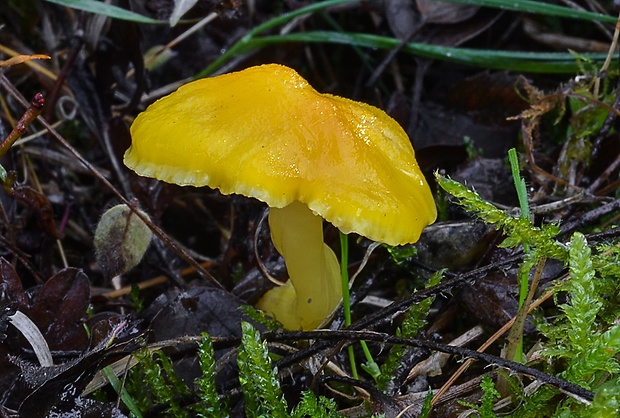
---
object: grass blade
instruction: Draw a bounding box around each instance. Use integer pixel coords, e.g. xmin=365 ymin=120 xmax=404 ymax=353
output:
xmin=441 ymin=0 xmax=617 ymax=23
xmin=250 ymin=31 xmax=614 ymax=73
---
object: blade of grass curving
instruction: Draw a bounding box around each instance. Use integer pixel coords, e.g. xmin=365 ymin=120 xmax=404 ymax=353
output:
xmin=248 ymin=31 xmax=615 ymax=73
xmin=441 ymin=0 xmax=617 ymax=23
xmin=505 ymin=148 xmax=533 ymax=364
xmin=340 ymin=232 xmax=381 ymax=380
xmin=508 ymin=148 xmax=531 ymax=224
xmin=102 ymin=366 xmax=143 ymax=418
xmin=44 ymin=0 xmax=161 ymax=24
xmin=340 ymin=232 xmax=358 ymax=379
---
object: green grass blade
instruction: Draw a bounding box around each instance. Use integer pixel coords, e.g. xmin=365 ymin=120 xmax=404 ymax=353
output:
xmin=441 ymin=0 xmax=617 ymax=23
xmin=508 ymin=148 xmax=531 ymax=222
xmin=102 ymin=366 xmax=144 ymax=418
xmin=249 ymin=31 xmax=614 ymax=73
xmin=44 ymin=0 xmax=161 ymax=24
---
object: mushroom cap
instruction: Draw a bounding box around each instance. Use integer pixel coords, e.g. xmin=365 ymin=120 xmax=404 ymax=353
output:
xmin=125 ymin=64 xmax=436 ymax=245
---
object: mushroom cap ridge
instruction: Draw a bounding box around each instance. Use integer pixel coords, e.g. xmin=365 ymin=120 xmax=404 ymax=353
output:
xmin=125 ymin=64 xmax=436 ymax=246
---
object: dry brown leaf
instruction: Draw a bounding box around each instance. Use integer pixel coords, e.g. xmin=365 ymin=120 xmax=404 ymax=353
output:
xmin=416 ymin=0 xmax=478 ymax=24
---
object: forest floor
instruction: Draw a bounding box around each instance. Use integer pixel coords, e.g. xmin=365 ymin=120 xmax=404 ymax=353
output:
xmin=0 ymin=1 xmax=619 ymax=417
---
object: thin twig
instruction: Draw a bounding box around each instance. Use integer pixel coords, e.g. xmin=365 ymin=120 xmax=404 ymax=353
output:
xmin=265 ymin=329 xmax=594 ymax=404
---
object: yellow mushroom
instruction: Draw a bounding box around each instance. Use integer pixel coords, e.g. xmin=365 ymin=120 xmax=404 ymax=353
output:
xmin=124 ymin=64 xmax=436 ymax=330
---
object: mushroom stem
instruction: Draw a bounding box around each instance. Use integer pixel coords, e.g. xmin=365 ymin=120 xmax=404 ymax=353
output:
xmin=256 ymin=201 xmax=342 ymax=330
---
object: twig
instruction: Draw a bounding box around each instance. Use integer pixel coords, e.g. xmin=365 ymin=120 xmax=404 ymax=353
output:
xmin=265 ymin=329 xmax=594 ymax=404
xmin=559 ymin=198 xmax=620 ymax=236
xmin=100 ymin=260 xmax=215 ymax=298
xmin=587 ymin=152 xmax=620 ymax=194
xmin=431 ymin=286 xmax=559 ymax=405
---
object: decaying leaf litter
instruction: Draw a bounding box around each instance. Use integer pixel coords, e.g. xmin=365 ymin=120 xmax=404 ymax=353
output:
xmin=0 ymin=1 xmax=619 ymax=417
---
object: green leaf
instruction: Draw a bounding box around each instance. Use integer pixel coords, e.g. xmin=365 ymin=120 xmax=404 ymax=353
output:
xmin=588 ymin=379 xmax=620 ymax=416
xmin=385 ymin=245 xmax=418 ymax=265
xmin=130 ymin=349 xmax=190 ymax=416
xmin=459 ymin=374 xmax=500 ymax=418
xmin=565 ymin=233 xmax=599 ymax=348
xmin=155 ymin=351 xmax=191 ymax=416
xmin=292 ymin=391 xmax=340 ymax=418
xmin=44 ymin=0 xmax=161 ymax=24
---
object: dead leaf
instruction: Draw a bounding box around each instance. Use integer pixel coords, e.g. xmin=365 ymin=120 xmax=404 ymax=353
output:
xmin=6 ymin=184 xmax=59 ymax=239
xmin=150 ymin=286 xmax=257 ymax=340
xmin=27 ymin=268 xmax=90 ymax=350
xmin=416 ymin=0 xmax=478 ymax=24
xmin=17 ymin=335 xmax=139 ymax=418
xmin=385 ymin=0 xmax=419 ymax=39
xmin=0 ymin=258 xmax=29 ymax=309
xmin=94 ymin=204 xmax=153 ymax=280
